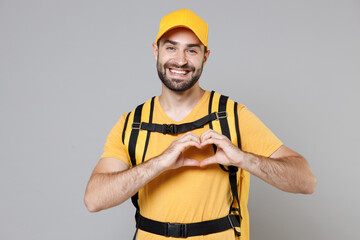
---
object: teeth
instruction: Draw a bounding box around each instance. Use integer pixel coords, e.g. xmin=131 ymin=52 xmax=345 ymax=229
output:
xmin=170 ymin=69 xmax=187 ymax=74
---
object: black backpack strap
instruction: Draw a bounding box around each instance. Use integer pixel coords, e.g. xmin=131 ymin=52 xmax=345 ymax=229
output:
xmin=122 ymin=112 xmax=131 ymax=145
xmin=208 ymin=91 xmax=241 ymax=237
xmin=208 ymin=91 xmax=217 ymax=153
xmin=142 ymin=98 xmax=155 ymax=162
xmin=218 ymin=94 xmax=230 ymax=138
xmin=128 ymin=103 xmax=144 ymax=168
xmin=208 ymin=91 xmax=225 ymax=169
xmin=234 ymin=102 xmax=241 ymax=149
xmin=136 ymin=213 xmax=240 ymax=238
xmin=233 ymin=101 xmax=243 ymax=231
xmin=125 ymin=97 xmax=155 ymax=240
xmin=132 ymin=112 xmax=225 ymax=134
xmin=128 ymin=103 xmax=143 ymax=214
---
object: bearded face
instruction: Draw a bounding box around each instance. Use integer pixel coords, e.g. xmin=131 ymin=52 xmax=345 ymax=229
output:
xmin=156 ymin=58 xmax=205 ymax=92
xmin=154 ymin=28 xmax=208 ymax=92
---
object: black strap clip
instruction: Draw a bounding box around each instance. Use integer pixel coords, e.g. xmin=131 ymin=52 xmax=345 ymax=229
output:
xmin=227 ymin=215 xmax=241 ymax=237
xmin=227 ymin=215 xmax=235 ymax=229
xmin=165 ymin=222 xmax=188 ymax=238
xmin=132 ymin=122 xmax=142 ymax=130
xmin=163 ymin=124 xmax=177 ymax=134
xmin=215 ymin=111 xmax=227 ymax=120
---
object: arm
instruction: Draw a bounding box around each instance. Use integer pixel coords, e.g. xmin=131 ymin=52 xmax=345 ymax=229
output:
xmin=84 ymin=132 xmax=201 ymax=212
xmin=199 ymin=130 xmax=317 ymax=194
xmin=243 ymin=145 xmax=316 ymax=194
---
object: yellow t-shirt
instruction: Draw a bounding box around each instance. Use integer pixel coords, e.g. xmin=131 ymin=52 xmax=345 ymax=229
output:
xmin=101 ymin=91 xmax=283 ymax=240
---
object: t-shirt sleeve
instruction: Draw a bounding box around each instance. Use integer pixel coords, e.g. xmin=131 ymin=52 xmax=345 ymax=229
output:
xmin=238 ymin=105 xmax=283 ymax=157
xmin=100 ymin=113 xmax=130 ymax=166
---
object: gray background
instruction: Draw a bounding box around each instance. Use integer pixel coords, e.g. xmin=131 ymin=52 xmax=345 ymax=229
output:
xmin=0 ymin=0 xmax=359 ymax=239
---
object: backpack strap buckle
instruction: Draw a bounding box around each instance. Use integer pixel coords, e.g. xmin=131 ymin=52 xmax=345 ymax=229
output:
xmin=162 ymin=124 xmax=177 ymax=134
xmin=132 ymin=122 xmax=142 ymax=130
xmin=215 ymin=111 xmax=227 ymax=120
xmin=227 ymin=214 xmax=241 ymax=236
xmin=227 ymin=214 xmax=235 ymax=228
xmin=166 ymin=222 xmax=188 ymax=238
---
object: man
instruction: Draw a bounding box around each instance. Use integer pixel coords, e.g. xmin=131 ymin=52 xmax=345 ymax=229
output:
xmin=84 ymin=9 xmax=316 ymax=240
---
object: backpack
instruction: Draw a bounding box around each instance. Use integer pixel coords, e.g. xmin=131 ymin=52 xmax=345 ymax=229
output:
xmin=122 ymin=91 xmax=250 ymax=239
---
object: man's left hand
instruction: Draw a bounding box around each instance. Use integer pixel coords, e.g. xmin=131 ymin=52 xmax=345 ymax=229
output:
xmin=199 ymin=129 xmax=243 ymax=167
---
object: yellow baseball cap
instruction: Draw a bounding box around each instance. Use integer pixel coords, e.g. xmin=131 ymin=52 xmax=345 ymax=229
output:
xmin=155 ymin=9 xmax=208 ymax=47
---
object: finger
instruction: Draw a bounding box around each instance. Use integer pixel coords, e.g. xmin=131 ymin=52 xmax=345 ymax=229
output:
xmin=178 ymin=132 xmax=201 ymax=144
xmin=182 ymin=135 xmax=201 ymax=145
xmin=182 ymin=158 xmax=200 ymax=167
xmin=200 ymin=129 xmax=223 ymax=143
xmin=171 ymin=134 xmax=200 ymax=149
xmin=200 ymin=129 xmax=215 ymax=141
xmin=200 ymin=137 xmax=226 ymax=149
xmin=180 ymin=131 xmax=200 ymax=139
xmin=177 ymin=139 xmax=202 ymax=151
xmin=200 ymin=156 xmax=218 ymax=167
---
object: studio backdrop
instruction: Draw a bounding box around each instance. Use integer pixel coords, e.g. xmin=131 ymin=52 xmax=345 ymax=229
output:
xmin=0 ymin=0 xmax=359 ymax=239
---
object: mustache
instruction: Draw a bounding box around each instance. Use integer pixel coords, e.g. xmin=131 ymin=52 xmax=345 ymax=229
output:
xmin=163 ymin=62 xmax=195 ymax=72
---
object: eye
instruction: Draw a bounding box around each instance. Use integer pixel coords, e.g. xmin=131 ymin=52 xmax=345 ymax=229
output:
xmin=188 ymin=49 xmax=198 ymax=54
xmin=166 ymin=46 xmax=175 ymax=51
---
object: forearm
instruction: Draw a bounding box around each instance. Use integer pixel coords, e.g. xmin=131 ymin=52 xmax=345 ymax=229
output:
xmin=85 ymin=132 xmax=201 ymax=212
xmin=239 ymin=152 xmax=316 ymax=194
xmin=84 ymin=157 xmax=165 ymax=212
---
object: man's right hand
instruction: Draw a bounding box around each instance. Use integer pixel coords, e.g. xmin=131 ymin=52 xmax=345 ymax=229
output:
xmin=84 ymin=132 xmax=201 ymax=212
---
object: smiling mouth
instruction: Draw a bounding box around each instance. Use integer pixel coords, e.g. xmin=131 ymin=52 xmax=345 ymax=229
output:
xmin=168 ymin=68 xmax=190 ymax=76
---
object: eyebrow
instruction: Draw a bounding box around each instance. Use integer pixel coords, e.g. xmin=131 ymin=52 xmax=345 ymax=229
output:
xmin=163 ymin=40 xmax=202 ymax=49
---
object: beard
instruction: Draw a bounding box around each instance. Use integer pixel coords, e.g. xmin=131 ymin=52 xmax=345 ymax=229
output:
xmin=156 ymin=60 xmax=204 ymax=92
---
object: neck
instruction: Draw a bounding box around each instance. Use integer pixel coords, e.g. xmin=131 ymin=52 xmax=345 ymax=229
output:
xmin=158 ymin=84 xmax=205 ymax=121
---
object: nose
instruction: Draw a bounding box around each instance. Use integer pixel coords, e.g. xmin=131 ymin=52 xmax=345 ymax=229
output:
xmin=175 ymin=50 xmax=188 ymax=66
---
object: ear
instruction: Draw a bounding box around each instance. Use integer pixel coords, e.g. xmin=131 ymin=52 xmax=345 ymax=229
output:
xmin=152 ymin=43 xmax=158 ymax=61
xmin=203 ymin=49 xmax=210 ymax=64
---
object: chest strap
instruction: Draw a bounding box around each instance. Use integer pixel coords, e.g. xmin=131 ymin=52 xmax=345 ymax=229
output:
xmin=132 ymin=111 xmax=227 ymax=135
xmin=136 ymin=213 xmax=240 ymax=238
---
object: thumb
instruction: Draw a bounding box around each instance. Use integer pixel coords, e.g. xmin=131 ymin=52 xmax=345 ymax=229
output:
xmin=183 ymin=158 xmax=200 ymax=167
xmin=200 ymin=156 xmax=217 ymax=167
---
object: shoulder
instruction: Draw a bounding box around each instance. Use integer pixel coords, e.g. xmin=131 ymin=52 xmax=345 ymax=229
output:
xmin=109 ymin=96 xmax=156 ymax=133
xmin=127 ymin=96 xmax=156 ymax=114
xmin=210 ymin=91 xmax=247 ymax=112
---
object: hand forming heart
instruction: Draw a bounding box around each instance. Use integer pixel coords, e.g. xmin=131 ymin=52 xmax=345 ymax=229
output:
xmin=157 ymin=129 xmax=244 ymax=171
